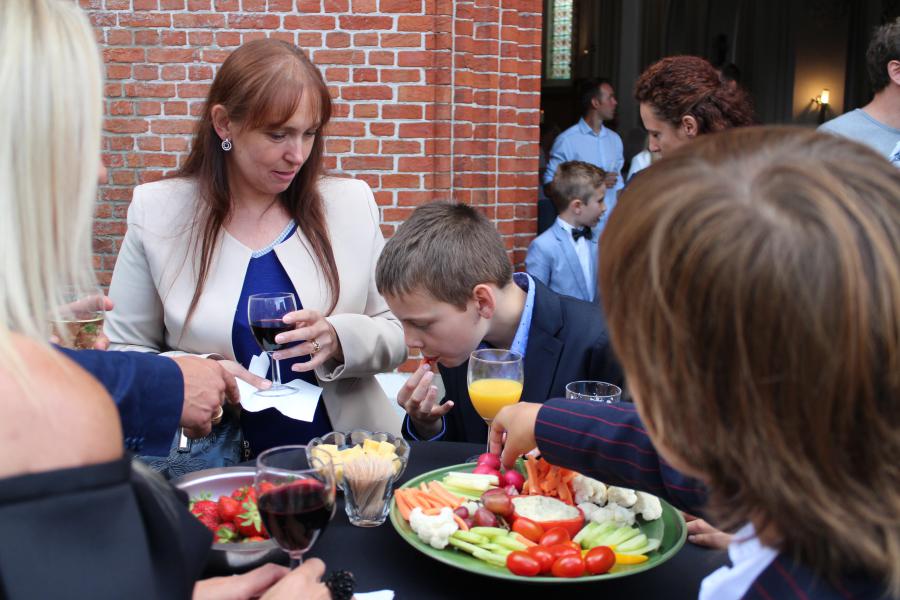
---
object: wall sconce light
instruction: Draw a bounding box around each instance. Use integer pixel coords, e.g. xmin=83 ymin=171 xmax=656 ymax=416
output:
xmin=815 ymin=88 xmax=830 ymax=125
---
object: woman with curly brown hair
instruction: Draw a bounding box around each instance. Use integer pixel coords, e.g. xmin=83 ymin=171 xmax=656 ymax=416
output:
xmin=635 ymin=55 xmax=756 ymax=156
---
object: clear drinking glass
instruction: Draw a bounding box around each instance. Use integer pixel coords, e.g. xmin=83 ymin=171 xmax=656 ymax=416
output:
xmin=467 ymin=349 xmax=524 ymax=454
xmin=565 ymin=380 xmax=622 ymax=403
xmin=341 ymin=453 xmax=404 ymax=527
xmin=255 ymin=445 xmax=336 ymax=569
xmin=248 ymin=292 xmax=297 ymax=397
xmin=51 ymin=284 xmax=106 ymax=350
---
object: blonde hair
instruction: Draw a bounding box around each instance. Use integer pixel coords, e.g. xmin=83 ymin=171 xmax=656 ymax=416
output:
xmin=0 ymin=0 xmax=103 ymax=349
xmin=600 ymin=127 xmax=900 ymax=594
xmin=547 ymin=160 xmax=606 ymax=214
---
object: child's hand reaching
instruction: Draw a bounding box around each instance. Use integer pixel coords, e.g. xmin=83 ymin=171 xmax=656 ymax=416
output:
xmin=398 ymin=362 xmax=453 ymax=438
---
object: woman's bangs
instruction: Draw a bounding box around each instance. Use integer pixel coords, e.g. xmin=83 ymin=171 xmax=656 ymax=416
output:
xmin=246 ymin=64 xmax=324 ymax=131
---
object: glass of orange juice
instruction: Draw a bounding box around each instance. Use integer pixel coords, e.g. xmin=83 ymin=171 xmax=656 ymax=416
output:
xmin=467 ymin=348 xmax=524 ymax=454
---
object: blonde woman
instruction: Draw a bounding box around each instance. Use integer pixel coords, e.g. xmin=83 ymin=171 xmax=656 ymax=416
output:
xmin=0 ymin=1 xmax=330 ymax=598
xmin=106 ymin=39 xmax=406 ymax=458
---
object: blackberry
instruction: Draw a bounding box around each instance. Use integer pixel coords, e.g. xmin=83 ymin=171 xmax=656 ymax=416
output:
xmin=324 ymin=569 xmax=356 ymax=600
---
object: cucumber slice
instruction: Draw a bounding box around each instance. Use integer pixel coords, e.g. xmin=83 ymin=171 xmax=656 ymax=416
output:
xmin=448 ymin=537 xmax=482 ymax=555
xmin=614 ymin=533 xmax=648 ymax=552
xmin=617 ymin=538 xmax=662 ymax=555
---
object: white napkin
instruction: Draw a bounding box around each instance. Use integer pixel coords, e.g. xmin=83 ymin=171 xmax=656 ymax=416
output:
xmin=355 ymin=592 xmax=395 ymax=600
xmin=236 ymin=353 xmax=322 ymax=422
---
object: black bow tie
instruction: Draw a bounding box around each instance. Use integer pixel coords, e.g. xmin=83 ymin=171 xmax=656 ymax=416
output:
xmin=572 ymin=226 xmax=592 ymax=241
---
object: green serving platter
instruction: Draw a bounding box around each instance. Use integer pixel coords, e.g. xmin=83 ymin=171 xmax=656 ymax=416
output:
xmin=390 ymin=463 xmax=687 ymax=583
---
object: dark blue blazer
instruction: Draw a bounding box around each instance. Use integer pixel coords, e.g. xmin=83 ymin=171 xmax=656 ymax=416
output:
xmin=59 ymin=348 xmax=183 ymax=456
xmin=403 ymin=279 xmax=623 ymax=443
xmin=536 ymin=397 xmax=889 ymax=599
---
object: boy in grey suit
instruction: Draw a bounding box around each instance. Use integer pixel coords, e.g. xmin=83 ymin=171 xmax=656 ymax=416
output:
xmin=526 ymin=161 xmax=607 ymax=302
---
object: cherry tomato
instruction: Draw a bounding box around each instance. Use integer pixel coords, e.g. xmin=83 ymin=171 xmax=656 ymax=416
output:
xmin=551 ymin=555 xmax=586 ymax=578
xmin=585 ymin=546 xmax=616 ymax=575
xmin=511 ymin=517 xmax=545 ymax=543
xmin=506 ymin=551 xmax=541 ymax=577
xmin=539 ymin=526 xmax=571 ymax=547
xmin=525 ymin=546 xmax=555 ymax=574
xmin=546 ymin=542 xmax=581 ymax=561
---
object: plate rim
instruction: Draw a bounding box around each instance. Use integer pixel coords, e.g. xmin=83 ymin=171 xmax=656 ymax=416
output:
xmin=390 ymin=462 xmax=687 ymax=583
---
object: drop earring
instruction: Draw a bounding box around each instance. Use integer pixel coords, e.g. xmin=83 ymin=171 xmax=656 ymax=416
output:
xmin=221 ymin=138 xmax=232 ymax=151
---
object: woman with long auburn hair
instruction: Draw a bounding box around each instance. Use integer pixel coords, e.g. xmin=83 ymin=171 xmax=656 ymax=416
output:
xmin=635 ymin=55 xmax=756 ymax=157
xmin=0 ymin=1 xmax=333 ymax=597
xmin=106 ymin=38 xmax=406 ymax=460
xmin=490 ymin=128 xmax=900 ymax=599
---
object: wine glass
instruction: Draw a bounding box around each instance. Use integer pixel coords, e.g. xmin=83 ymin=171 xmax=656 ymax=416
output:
xmin=51 ymin=284 xmax=106 ymax=350
xmin=467 ymin=348 xmax=524 ymax=455
xmin=248 ymin=292 xmax=297 ymax=397
xmin=255 ymin=445 xmax=336 ymax=569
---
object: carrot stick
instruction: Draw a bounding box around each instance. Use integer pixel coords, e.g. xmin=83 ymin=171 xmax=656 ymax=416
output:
xmin=511 ymin=532 xmax=537 ymax=547
xmin=422 ymin=507 xmax=444 ymax=516
xmin=453 ymin=514 xmax=469 ymax=531
xmin=419 ymin=482 xmax=430 ymax=493
xmin=524 ymin=456 xmax=541 ymax=493
xmin=428 ymin=481 xmax=463 ymax=507
xmin=395 ymin=492 xmax=413 ymax=520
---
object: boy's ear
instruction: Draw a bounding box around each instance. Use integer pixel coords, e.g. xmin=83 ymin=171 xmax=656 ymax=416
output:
xmin=569 ymin=198 xmax=584 ymax=213
xmin=471 ymin=284 xmax=497 ymax=319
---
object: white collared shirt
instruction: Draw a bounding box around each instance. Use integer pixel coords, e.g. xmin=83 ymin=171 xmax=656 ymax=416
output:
xmin=555 ymin=218 xmax=593 ymax=296
xmin=699 ymin=523 xmax=778 ymax=600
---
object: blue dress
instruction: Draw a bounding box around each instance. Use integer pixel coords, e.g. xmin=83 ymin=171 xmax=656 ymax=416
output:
xmin=231 ymin=222 xmax=332 ymax=456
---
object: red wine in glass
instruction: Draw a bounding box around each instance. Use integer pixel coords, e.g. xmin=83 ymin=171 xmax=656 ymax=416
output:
xmin=258 ymin=479 xmax=335 ymax=554
xmin=250 ymin=318 xmax=294 ymax=352
xmin=247 ymin=292 xmax=297 ymax=397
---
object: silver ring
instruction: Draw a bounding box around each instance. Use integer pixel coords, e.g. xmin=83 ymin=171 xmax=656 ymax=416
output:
xmin=311 ymin=339 xmax=321 ymax=354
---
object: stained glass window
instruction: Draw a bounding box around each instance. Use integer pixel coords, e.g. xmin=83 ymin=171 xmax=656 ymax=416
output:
xmin=548 ymin=0 xmax=573 ymax=80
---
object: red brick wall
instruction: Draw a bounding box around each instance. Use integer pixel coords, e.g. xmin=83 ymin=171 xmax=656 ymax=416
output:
xmin=84 ymin=0 xmax=542 ymax=286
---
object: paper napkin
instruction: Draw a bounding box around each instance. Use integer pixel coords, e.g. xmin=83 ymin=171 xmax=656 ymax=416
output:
xmin=236 ymin=352 xmax=322 ymax=422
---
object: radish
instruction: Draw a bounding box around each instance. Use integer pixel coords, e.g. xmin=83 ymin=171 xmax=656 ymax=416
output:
xmin=500 ymin=469 xmax=525 ymax=493
xmin=476 ymin=453 xmax=502 ymax=471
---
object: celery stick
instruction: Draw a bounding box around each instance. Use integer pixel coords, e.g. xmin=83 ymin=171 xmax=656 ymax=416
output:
xmin=472 ymin=549 xmax=508 ymax=567
xmin=482 ymin=543 xmax=513 ymax=557
xmin=597 ymin=525 xmax=641 ymax=548
xmin=453 ymin=531 xmax=489 ymax=545
xmin=581 ymin=521 xmax=618 ymax=548
xmin=492 ymin=536 xmax=527 ymax=551
xmin=573 ymin=521 xmax=601 ymax=546
xmin=469 ymin=527 xmax=507 ymax=539
xmin=448 ymin=537 xmax=483 ymax=555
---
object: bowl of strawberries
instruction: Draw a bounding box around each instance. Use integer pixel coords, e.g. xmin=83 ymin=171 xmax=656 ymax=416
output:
xmin=173 ymin=467 xmax=286 ymax=574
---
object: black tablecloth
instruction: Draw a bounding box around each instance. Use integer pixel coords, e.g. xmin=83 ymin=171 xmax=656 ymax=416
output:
xmin=305 ymin=441 xmax=728 ymax=599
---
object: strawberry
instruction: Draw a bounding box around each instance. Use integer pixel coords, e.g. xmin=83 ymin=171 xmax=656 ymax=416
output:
xmin=217 ymin=496 xmax=242 ymax=523
xmin=258 ymin=481 xmax=276 ymax=495
xmin=236 ymin=499 xmax=266 ymax=537
xmin=231 ymin=485 xmax=258 ymax=503
xmin=214 ymin=522 xmax=238 ymax=544
xmin=190 ymin=499 xmax=219 ymax=521
xmin=196 ymin=512 xmax=220 ymax=532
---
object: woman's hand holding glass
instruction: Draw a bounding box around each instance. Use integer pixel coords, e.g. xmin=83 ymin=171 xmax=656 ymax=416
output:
xmin=270 ymin=309 xmax=344 ymax=372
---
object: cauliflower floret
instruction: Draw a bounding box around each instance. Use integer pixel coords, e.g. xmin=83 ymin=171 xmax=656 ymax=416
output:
xmin=632 ymin=491 xmax=663 ymax=521
xmin=577 ymin=501 xmax=601 ymax=521
xmin=571 ymin=474 xmax=607 ymax=505
xmin=606 ymin=486 xmax=638 ymax=508
xmin=409 ymin=507 xmax=459 ymax=549
xmin=589 ymin=502 xmax=636 ymax=526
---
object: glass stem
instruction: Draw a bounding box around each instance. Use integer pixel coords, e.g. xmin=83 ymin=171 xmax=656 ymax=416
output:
xmin=288 ymin=551 xmax=303 ymax=570
xmin=271 ymin=352 xmax=282 ymax=387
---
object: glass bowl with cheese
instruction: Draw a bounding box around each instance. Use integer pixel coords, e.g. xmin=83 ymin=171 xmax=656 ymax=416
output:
xmin=306 ymin=429 xmax=411 ymax=487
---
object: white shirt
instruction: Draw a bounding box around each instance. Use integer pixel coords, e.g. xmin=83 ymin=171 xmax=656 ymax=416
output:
xmin=555 ymin=218 xmax=593 ymax=294
xmin=699 ymin=523 xmax=778 ymax=600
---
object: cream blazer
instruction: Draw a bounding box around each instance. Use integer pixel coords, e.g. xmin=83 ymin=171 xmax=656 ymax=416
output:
xmin=106 ymin=176 xmax=405 ymax=435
